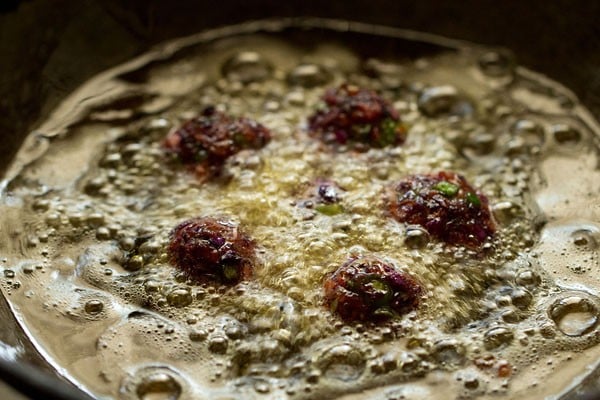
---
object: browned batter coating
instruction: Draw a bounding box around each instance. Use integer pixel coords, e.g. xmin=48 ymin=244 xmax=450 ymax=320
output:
xmin=168 ymin=217 xmax=256 ymax=283
xmin=387 ymin=171 xmax=496 ymax=248
xmin=324 ymin=256 xmax=422 ymax=322
xmin=164 ymin=107 xmax=271 ymax=178
xmin=308 ymin=84 xmax=406 ymax=150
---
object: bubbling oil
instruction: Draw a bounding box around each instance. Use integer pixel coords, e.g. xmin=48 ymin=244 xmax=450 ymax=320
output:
xmin=1 ymin=20 xmax=600 ymax=400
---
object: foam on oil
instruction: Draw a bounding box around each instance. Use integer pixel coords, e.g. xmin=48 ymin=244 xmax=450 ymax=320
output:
xmin=1 ymin=20 xmax=600 ymax=400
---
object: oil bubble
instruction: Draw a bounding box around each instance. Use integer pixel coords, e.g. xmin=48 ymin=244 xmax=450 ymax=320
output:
xmin=32 ymin=199 xmax=50 ymax=212
xmin=431 ymin=340 xmax=466 ymax=368
xmin=511 ymin=288 xmax=533 ymax=309
xmin=315 ymin=343 xmax=366 ymax=381
xmin=551 ymin=123 xmax=581 ymax=144
xmin=222 ymin=51 xmax=272 ymax=84
xmin=22 ymin=265 xmax=35 ymax=274
xmin=208 ymin=336 xmax=229 ymax=354
xmin=501 ymin=308 xmax=521 ymax=324
xmin=224 ymin=322 xmax=246 ymax=340
xmin=464 ymin=375 xmax=480 ymax=389
xmin=465 ymin=132 xmax=496 ymax=155
xmin=166 ymin=288 xmax=192 ymax=308
xmin=398 ymin=353 xmax=420 ymax=374
xmin=124 ymin=367 xmax=182 ymax=400
xmin=96 ymin=227 xmax=111 ymax=240
xmin=571 ymin=229 xmax=598 ymax=250
xmin=370 ymin=354 xmax=397 ymax=374
xmin=126 ymin=255 xmax=144 ymax=271
xmin=418 ymin=86 xmax=462 ymax=117
xmin=84 ymin=177 xmax=107 ymax=196
xmin=144 ymin=279 xmax=161 ymax=293
xmin=512 ymin=119 xmax=545 ymax=147
xmin=549 ymin=295 xmax=599 ymax=337
xmin=189 ymin=329 xmax=208 ymax=342
xmin=515 ymin=270 xmax=541 ymax=287
xmin=254 ymin=380 xmax=271 ymax=393
xmin=404 ymin=226 xmax=430 ymax=249
xmin=287 ymin=63 xmax=331 ymax=88
xmin=362 ymin=58 xmax=401 ymax=78
xmin=483 ymin=327 xmax=514 ymax=350
xmin=84 ymin=299 xmax=104 ymax=314
xmin=478 ymin=51 xmax=515 ymax=77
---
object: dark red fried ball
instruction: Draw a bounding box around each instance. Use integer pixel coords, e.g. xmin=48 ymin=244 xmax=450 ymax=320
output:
xmin=324 ymin=256 xmax=422 ymax=322
xmin=168 ymin=217 xmax=256 ymax=283
xmin=308 ymin=84 xmax=406 ymax=149
xmin=387 ymin=171 xmax=496 ymax=248
xmin=163 ymin=107 xmax=271 ymax=177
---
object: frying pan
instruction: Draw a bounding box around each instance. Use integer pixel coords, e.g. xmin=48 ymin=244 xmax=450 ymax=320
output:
xmin=0 ymin=1 xmax=599 ymax=399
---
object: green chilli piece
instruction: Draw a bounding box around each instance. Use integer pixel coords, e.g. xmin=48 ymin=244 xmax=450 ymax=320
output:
xmin=434 ymin=181 xmax=459 ymax=197
xmin=368 ymin=277 xmax=389 ymax=293
xmin=194 ymin=149 xmax=208 ymax=162
xmin=315 ymin=203 xmax=344 ymax=216
xmin=351 ymin=124 xmax=372 ymax=138
xmin=379 ymin=118 xmax=401 ymax=146
xmin=222 ymin=264 xmax=239 ymax=281
xmin=232 ymin=131 xmax=248 ymax=146
xmin=361 ymin=275 xmax=393 ymax=306
xmin=372 ymin=306 xmax=396 ymax=319
xmin=466 ymin=192 xmax=481 ymax=207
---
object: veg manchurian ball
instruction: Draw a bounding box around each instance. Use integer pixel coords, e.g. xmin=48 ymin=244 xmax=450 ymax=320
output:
xmin=164 ymin=107 xmax=271 ymax=178
xmin=168 ymin=217 xmax=256 ymax=284
xmin=387 ymin=171 xmax=496 ymax=248
xmin=308 ymin=84 xmax=406 ymax=149
xmin=324 ymin=256 xmax=422 ymax=322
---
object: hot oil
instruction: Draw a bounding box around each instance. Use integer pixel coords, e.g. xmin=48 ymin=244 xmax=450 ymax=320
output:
xmin=1 ymin=21 xmax=600 ymax=400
